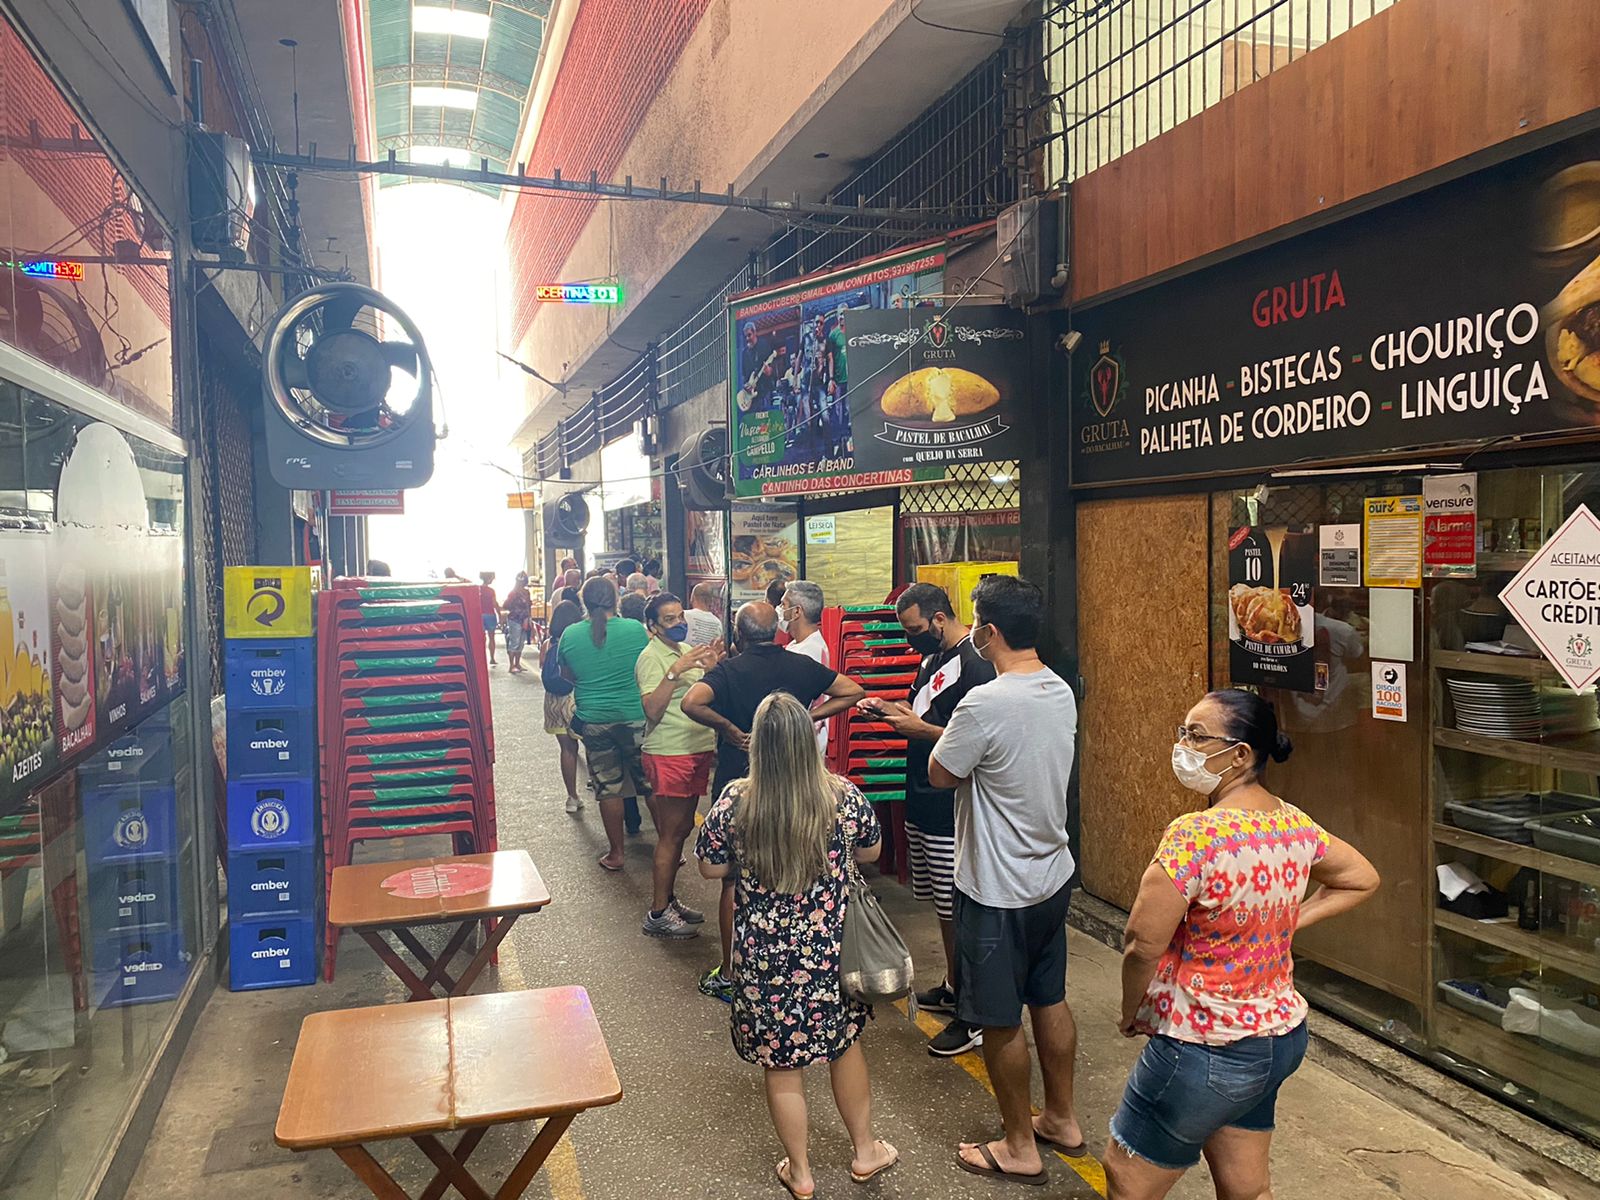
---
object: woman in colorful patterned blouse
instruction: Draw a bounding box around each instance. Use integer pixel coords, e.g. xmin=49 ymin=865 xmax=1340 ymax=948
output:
xmin=1107 ymin=689 xmax=1379 ymax=1200
xmin=696 ymin=692 xmax=898 ymax=1199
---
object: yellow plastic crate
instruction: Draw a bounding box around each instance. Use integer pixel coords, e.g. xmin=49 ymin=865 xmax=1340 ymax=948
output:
xmin=224 ymin=566 xmax=315 ymax=639
xmin=914 ymin=560 xmax=1019 ymax=625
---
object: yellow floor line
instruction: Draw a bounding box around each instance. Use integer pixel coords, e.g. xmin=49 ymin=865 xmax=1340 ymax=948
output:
xmin=895 ymin=1000 xmax=1108 ymax=1196
xmin=544 ymin=1135 xmax=586 ymax=1200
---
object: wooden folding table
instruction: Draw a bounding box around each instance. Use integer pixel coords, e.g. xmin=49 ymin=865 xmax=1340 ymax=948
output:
xmin=328 ymin=850 xmax=549 ymax=1000
xmin=276 ymin=987 xmax=622 ymax=1199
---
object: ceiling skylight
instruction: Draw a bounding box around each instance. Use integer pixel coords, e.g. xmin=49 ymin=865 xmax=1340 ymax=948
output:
xmin=411 ymin=85 xmax=479 ymax=110
xmin=412 ymin=7 xmax=491 ymax=39
xmin=409 ymin=145 xmax=475 ymax=167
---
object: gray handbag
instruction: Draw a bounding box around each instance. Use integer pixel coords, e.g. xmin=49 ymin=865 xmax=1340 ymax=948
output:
xmin=840 ymin=858 xmax=915 ymax=1007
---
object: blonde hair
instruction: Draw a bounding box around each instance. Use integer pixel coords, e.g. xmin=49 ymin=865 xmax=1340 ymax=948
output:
xmin=736 ymin=692 xmax=839 ymax=894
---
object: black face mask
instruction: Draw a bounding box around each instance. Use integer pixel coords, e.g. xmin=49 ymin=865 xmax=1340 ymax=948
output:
xmin=906 ymin=625 xmax=943 ymax=656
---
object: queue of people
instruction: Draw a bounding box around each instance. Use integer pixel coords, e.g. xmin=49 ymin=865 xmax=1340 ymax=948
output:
xmin=528 ymin=563 xmax=1379 ymax=1199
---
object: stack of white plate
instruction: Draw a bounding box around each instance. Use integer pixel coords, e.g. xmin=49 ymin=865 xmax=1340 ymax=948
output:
xmin=1447 ymin=676 xmax=1599 ymax=739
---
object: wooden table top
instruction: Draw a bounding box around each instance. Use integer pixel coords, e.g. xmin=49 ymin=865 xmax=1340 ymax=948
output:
xmin=275 ymin=986 xmax=622 ymax=1151
xmin=327 ymin=850 xmax=550 ymax=929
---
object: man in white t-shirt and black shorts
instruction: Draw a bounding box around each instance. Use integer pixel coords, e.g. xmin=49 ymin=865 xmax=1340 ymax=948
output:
xmin=930 ymin=574 xmax=1083 ymax=1186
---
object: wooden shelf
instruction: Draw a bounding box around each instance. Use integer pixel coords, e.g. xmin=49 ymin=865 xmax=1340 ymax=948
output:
xmin=1432 ymin=649 xmax=1553 ymax=680
xmin=1434 ymin=909 xmax=1600 ymax=987
xmin=1434 ymin=1005 xmax=1600 ymax=1121
xmin=1432 ymin=822 xmax=1600 ymax=888
xmin=1433 ymin=727 xmax=1600 ymax=774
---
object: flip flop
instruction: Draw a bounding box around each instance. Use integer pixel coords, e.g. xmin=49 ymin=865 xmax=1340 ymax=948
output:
xmin=849 ymin=1139 xmax=899 ymax=1183
xmin=956 ymin=1142 xmax=1047 ymax=1187
xmin=1034 ymin=1130 xmax=1088 ymax=1157
xmin=597 ymin=857 xmax=624 ymax=873
xmin=775 ymin=1158 xmax=814 ymax=1199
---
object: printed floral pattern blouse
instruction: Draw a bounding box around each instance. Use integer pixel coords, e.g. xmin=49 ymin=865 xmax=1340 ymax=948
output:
xmin=1135 ymin=802 xmax=1330 ymax=1045
xmin=696 ymin=777 xmax=882 ymax=1068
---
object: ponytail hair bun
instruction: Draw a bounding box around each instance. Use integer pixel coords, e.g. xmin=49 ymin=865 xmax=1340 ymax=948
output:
xmin=1207 ymin=689 xmax=1289 ymax=776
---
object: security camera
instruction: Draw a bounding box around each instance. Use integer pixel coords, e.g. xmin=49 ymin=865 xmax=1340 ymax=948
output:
xmin=1057 ymin=329 xmax=1083 ymax=354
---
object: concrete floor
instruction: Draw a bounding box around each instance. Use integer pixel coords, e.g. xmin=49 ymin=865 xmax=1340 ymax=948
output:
xmin=126 ymin=666 xmax=1573 ymax=1200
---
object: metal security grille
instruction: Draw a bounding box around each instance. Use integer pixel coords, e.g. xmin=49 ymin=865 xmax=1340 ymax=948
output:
xmin=899 ymin=460 xmax=1021 ymax=514
xmin=195 ymin=349 xmax=258 ymax=693
xmin=1040 ymin=0 xmax=1399 ymax=183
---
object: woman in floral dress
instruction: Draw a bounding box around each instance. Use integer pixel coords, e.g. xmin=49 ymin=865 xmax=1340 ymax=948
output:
xmin=696 ymin=692 xmax=898 ymax=1199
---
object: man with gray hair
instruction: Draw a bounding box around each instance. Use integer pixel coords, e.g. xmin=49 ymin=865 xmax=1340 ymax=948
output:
xmin=685 ymin=579 xmax=725 ymax=647
xmin=681 ymin=601 xmax=864 ymax=1002
xmin=781 ymin=580 xmax=831 ymax=752
xmin=625 ymin=571 xmax=651 ymax=597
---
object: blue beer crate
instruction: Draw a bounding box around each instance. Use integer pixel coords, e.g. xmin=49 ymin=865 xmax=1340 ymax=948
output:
xmin=94 ymin=929 xmax=186 ymax=1008
xmin=229 ymin=915 xmax=317 ymax=990
xmin=224 ymin=638 xmax=314 ymax=712
xmin=80 ymin=723 xmax=174 ymax=790
xmin=83 ymin=784 xmax=176 ymax=865
xmin=226 ymin=708 xmax=315 ymax=779
xmin=88 ymin=859 xmax=178 ymax=934
xmin=227 ymin=847 xmax=317 ymax=920
xmin=226 ymin=778 xmax=315 ymax=852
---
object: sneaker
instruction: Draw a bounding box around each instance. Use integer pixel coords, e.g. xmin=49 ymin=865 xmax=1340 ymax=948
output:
xmin=670 ymin=897 xmax=705 ymax=924
xmin=927 ymin=1020 xmax=983 ymax=1058
xmin=698 ymin=966 xmax=734 ymax=1003
xmin=642 ymin=907 xmax=698 ymax=940
xmin=915 ymin=981 xmax=958 ymax=1014
xmin=564 ymin=794 xmax=583 ymax=814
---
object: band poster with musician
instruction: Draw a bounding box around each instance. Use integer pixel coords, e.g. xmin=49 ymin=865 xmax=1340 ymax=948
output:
xmin=728 ymin=244 xmax=946 ymax=498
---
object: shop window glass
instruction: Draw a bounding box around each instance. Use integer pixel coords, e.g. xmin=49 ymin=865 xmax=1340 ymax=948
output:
xmin=1 ymin=14 xmax=175 ymax=427
xmin=0 ymin=381 xmax=193 ymax=1199
xmin=803 ymin=506 xmax=894 ymax=608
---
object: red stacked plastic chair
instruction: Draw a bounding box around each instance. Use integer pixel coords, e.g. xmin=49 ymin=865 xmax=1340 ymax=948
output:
xmin=825 ymin=604 xmax=917 ymax=882
xmin=317 ymin=580 xmax=497 ymax=977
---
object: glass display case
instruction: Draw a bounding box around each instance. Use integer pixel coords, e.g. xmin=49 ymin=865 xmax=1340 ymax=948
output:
xmin=1429 ymin=466 xmax=1600 ymax=1141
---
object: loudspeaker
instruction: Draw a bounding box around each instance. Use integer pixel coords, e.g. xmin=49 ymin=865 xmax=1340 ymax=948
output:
xmin=261 ymin=284 xmax=435 ymax=490
xmin=188 ymin=130 xmax=254 ymax=260
xmin=677 ymin=427 xmax=729 ymax=510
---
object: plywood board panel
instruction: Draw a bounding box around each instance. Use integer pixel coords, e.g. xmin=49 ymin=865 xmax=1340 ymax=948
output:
xmin=1076 ymin=494 xmax=1211 ymax=910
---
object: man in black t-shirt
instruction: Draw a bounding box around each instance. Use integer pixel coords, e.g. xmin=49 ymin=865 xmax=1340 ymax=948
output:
xmin=863 ymin=582 xmax=996 ymax=1056
xmin=682 ymin=601 xmax=865 ymax=1001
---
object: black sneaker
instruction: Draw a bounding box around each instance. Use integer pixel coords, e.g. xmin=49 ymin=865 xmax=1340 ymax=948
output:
xmin=927 ymin=1020 xmax=983 ymax=1057
xmin=915 ymin=982 xmax=958 ymax=1014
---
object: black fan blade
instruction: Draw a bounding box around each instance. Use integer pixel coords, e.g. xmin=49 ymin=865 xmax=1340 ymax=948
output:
xmin=320 ymin=291 xmax=364 ymax=332
xmin=279 ymin=342 xmax=310 ymax=389
xmin=379 ymin=340 xmax=419 ymax=375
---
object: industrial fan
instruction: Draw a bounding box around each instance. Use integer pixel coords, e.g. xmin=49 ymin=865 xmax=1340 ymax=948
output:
xmin=677 ymin=427 xmax=729 ymax=510
xmin=545 ymin=492 xmax=590 ymax=544
xmin=261 ymin=282 xmax=435 ymax=489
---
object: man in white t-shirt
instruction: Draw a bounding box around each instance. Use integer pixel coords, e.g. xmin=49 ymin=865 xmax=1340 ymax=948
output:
xmin=930 ymin=574 xmax=1081 ymax=1184
xmin=684 ymin=579 xmax=725 ymax=648
xmin=781 ymin=580 xmax=830 ymax=754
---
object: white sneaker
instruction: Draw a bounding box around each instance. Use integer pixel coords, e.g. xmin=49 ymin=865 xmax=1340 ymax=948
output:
xmin=565 ymin=794 xmax=583 ymax=814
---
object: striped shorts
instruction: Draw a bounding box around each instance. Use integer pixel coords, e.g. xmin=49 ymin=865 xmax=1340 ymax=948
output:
xmin=904 ymin=821 xmax=957 ymax=921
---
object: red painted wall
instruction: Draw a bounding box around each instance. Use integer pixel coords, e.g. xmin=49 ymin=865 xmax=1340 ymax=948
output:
xmin=505 ymin=0 xmax=710 ymax=347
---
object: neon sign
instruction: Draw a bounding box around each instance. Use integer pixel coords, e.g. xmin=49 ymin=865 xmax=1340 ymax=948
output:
xmin=536 ymin=283 xmax=622 ymax=305
xmin=5 ymin=260 xmax=86 ymax=281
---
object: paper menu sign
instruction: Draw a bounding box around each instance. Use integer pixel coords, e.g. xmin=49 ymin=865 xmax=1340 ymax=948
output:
xmin=1499 ymin=504 xmax=1600 ymax=692
xmin=1364 ymin=496 xmax=1424 ymax=588
xmin=1423 ymin=473 xmax=1477 ymax=578
xmin=1319 ymin=524 xmax=1361 ymax=586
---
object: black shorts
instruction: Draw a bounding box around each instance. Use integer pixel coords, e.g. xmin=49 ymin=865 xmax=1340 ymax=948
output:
xmin=953 ymin=879 xmax=1072 ymax=1029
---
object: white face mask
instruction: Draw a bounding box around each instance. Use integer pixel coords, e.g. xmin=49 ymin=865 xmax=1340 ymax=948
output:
xmin=1171 ymin=741 xmax=1240 ymax=795
xmin=776 ymin=613 xmax=790 ymax=633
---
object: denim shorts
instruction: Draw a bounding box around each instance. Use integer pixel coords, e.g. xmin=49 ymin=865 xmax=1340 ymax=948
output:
xmin=1110 ymin=1022 xmax=1308 ymax=1169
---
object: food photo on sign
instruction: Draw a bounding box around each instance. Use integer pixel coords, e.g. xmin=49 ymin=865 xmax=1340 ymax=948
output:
xmin=1228 ymin=520 xmax=1317 ymax=693
xmin=845 ymin=307 xmax=1026 ymax=473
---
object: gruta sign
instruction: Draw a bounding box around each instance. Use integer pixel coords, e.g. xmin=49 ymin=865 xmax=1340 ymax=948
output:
xmin=1070 ymin=126 xmax=1600 ymax=487
xmin=1499 ymin=504 xmax=1600 ymax=692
